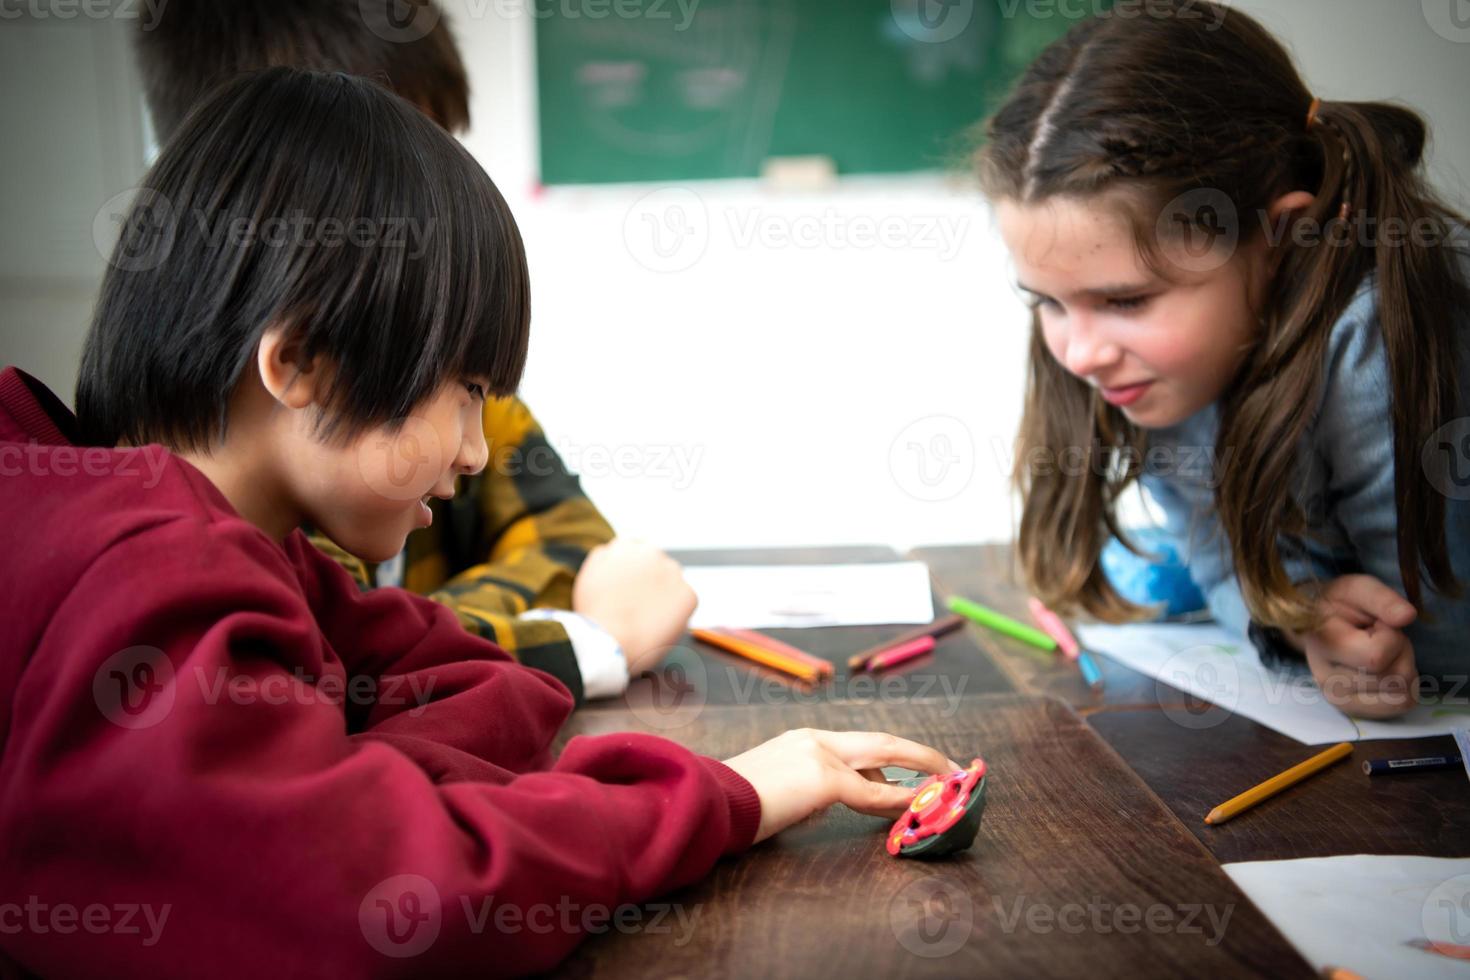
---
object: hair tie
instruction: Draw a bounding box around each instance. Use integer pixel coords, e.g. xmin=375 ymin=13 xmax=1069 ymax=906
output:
xmin=1305 ymin=97 xmax=1322 ymax=131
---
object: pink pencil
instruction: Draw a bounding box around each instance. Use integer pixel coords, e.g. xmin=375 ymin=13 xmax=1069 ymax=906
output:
xmin=867 ymin=636 xmax=937 ymax=673
xmin=1027 ymin=597 xmax=1081 ymax=660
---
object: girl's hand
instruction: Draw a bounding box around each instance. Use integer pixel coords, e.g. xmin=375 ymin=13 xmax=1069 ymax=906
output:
xmin=1291 ymin=574 xmax=1419 ymax=719
xmin=722 ymin=729 xmax=962 ymax=844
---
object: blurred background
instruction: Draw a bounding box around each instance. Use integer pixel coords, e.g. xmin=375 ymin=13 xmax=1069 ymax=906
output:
xmin=2 ymin=0 xmax=1467 ymax=551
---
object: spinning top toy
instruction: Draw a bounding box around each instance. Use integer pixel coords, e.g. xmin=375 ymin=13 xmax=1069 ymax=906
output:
xmin=885 ymin=758 xmax=988 ymax=859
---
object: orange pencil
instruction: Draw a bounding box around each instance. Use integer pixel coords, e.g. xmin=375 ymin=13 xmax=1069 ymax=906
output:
xmin=717 ymin=628 xmax=833 ymax=676
xmin=1407 ymin=938 xmax=1470 ymax=961
xmin=691 ymin=629 xmax=824 ymax=683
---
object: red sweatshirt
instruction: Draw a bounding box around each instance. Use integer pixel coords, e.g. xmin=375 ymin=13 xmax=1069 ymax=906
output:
xmin=0 ymin=367 xmax=760 ymax=979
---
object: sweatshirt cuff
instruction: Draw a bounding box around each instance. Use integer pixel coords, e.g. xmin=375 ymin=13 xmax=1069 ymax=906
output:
xmin=699 ymin=758 xmax=762 ymax=855
xmin=521 ymin=609 xmax=629 ymax=699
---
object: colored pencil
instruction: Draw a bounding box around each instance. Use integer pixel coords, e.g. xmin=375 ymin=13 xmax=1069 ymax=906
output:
xmin=947 ymin=596 xmax=1057 ymax=652
xmin=1407 ymin=938 xmax=1470 ymax=961
xmin=1205 ymin=742 xmax=1353 ymax=825
xmin=846 ymin=614 xmax=965 ymax=671
xmin=1077 ymin=650 xmax=1104 ymax=690
xmin=1027 ymin=595 xmax=1105 ymax=692
xmin=691 ymin=628 xmax=823 ymax=683
xmin=1362 ymin=754 xmax=1461 ymax=776
xmin=717 ymin=628 xmax=833 ymax=676
xmin=867 ymin=636 xmax=937 ymax=673
xmin=1026 ymin=597 xmax=1080 ymax=659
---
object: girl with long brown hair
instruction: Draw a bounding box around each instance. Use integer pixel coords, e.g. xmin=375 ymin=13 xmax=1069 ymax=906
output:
xmin=979 ymin=1 xmax=1469 ymax=719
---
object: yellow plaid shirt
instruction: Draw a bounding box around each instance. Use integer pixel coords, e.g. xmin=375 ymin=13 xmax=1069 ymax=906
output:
xmin=310 ymin=396 xmax=614 ymax=703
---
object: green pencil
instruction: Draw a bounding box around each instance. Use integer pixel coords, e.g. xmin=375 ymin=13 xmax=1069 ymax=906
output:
xmin=947 ymin=596 xmax=1058 ymax=652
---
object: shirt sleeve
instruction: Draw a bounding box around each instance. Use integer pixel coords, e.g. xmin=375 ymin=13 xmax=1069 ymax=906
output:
xmin=521 ymin=608 xmax=630 ymax=700
xmin=1138 ymin=472 xmax=1250 ymax=636
xmin=0 ymin=517 xmax=759 ymax=978
xmin=1303 ymin=285 xmax=1401 ymax=590
xmin=1299 ymin=279 xmax=1470 ymax=681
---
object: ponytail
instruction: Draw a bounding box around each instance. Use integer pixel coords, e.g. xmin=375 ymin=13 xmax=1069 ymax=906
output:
xmin=1220 ymin=99 xmax=1464 ymax=628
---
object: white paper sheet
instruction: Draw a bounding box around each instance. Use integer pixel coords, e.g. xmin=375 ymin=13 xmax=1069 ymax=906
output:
xmin=1224 ymin=855 xmax=1470 ymax=979
xmin=682 ymin=562 xmax=935 ymax=630
xmin=1076 ymin=622 xmax=1470 ymax=745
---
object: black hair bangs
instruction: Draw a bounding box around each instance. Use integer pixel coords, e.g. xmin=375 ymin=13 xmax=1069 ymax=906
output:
xmin=416 ymin=117 xmax=532 ymax=404
xmin=77 ymin=67 xmax=530 ymax=451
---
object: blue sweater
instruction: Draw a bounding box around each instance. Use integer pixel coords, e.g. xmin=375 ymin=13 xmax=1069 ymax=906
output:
xmin=1141 ymin=261 xmax=1470 ymax=683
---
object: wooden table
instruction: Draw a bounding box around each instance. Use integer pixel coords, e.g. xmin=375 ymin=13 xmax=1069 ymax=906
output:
xmin=559 ymin=542 xmax=1469 ymax=975
xmin=556 ymin=697 xmax=1311 ymax=978
xmin=914 ymin=543 xmax=1470 ymax=864
xmin=1088 ymin=711 xmax=1470 ymax=863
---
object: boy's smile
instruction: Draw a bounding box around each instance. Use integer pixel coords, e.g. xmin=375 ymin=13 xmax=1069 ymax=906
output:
xmin=337 ymin=380 xmax=489 ymax=560
xmin=178 ymin=328 xmax=490 ymax=564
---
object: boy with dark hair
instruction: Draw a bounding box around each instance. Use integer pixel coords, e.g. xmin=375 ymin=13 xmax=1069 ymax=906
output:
xmin=134 ymin=0 xmax=693 ymax=705
xmin=0 ymin=68 xmax=955 ymax=975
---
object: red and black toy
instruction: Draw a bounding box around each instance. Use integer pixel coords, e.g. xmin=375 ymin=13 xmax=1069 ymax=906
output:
xmin=885 ymin=758 xmax=988 ymax=859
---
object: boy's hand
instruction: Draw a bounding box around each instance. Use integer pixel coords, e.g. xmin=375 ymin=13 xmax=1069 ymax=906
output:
xmin=722 ymin=729 xmax=962 ymax=844
xmin=573 ymin=538 xmax=697 ymax=677
xmin=1292 ymin=574 xmax=1419 ymax=719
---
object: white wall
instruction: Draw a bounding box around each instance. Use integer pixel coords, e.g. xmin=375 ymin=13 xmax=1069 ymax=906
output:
xmin=505 ymin=175 xmax=1021 ymax=550
xmin=1231 ymin=0 xmax=1470 ymax=213
xmin=2 ymin=1 xmax=1466 ymax=552
xmin=0 ymin=13 xmax=148 ymax=403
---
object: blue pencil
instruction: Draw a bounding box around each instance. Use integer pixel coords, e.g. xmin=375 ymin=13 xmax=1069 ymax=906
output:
xmin=1077 ymin=650 xmax=1104 ymax=690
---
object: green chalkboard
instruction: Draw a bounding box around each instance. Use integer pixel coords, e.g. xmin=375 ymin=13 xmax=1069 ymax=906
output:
xmin=534 ymin=0 xmax=1095 ymax=185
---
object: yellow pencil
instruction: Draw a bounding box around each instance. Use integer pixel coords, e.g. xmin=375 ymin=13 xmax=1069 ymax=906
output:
xmin=1205 ymin=742 xmax=1354 ymax=825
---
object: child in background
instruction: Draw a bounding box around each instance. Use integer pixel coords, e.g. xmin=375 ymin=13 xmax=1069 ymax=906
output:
xmin=979 ymin=0 xmax=1469 ymax=718
xmin=0 ymin=70 xmax=957 ymax=976
xmin=135 ymin=0 xmax=689 ymax=705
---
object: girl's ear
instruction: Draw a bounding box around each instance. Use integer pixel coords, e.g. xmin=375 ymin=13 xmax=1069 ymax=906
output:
xmin=1258 ymin=190 xmax=1318 ymax=278
xmin=1265 ymin=191 xmax=1317 ymax=231
xmin=256 ymin=326 xmax=322 ymax=411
